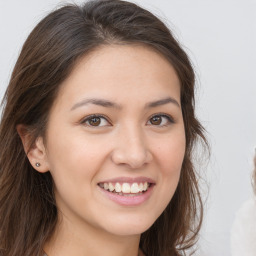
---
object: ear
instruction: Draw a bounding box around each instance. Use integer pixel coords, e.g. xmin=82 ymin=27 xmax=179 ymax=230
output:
xmin=16 ymin=124 xmax=50 ymax=173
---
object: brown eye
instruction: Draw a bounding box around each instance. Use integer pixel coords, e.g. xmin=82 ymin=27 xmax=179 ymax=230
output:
xmin=82 ymin=115 xmax=110 ymax=127
xmin=147 ymin=114 xmax=174 ymax=126
xmin=88 ymin=117 xmax=101 ymax=126
xmin=150 ymin=116 xmax=162 ymax=125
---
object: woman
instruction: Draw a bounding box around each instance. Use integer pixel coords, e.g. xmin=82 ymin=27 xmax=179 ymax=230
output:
xmin=0 ymin=1 xmax=207 ymax=255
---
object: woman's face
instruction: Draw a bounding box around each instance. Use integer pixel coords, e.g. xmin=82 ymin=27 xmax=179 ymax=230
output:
xmin=43 ymin=45 xmax=186 ymax=237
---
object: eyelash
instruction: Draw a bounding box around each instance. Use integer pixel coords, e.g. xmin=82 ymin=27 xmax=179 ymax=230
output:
xmin=80 ymin=113 xmax=174 ymax=127
xmin=147 ymin=113 xmax=175 ymax=127
xmin=81 ymin=114 xmax=111 ymax=127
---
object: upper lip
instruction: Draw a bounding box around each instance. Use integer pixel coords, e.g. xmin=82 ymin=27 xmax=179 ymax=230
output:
xmin=98 ymin=176 xmax=156 ymax=184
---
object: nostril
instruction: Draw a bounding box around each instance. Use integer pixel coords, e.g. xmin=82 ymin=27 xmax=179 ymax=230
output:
xmin=111 ymin=149 xmax=152 ymax=169
xmin=110 ymin=132 xmax=153 ymax=168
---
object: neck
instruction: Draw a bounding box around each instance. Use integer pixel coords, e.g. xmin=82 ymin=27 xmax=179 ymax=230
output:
xmin=44 ymin=214 xmax=141 ymax=256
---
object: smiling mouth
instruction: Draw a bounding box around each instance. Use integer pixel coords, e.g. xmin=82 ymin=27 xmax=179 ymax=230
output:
xmin=98 ymin=182 xmax=151 ymax=196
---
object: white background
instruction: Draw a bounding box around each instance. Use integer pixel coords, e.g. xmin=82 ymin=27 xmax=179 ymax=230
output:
xmin=0 ymin=0 xmax=256 ymax=255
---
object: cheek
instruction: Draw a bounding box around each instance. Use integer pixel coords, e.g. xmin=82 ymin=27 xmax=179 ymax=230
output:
xmin=46 ymin=134 xmax=107 ymax=211
xmin=45 ymin=131 xmax=112 ymax=203
xmin=47 ymin=131 xmax=105 ymax=173
xmin=146 ymin=132 xmax=185 ymax=220
xmin=154 ymin=130 xmax=185 ymax=199
xmin=154 ymin=132 xmax=186 ymax=176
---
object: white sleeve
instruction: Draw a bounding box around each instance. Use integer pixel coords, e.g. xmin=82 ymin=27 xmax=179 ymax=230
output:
xmin=230 ymin=198 xmax=256 ymax=256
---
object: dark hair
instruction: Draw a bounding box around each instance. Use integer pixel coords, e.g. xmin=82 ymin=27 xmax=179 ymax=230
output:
xmin=0 ymin=1 xmax=208 ymax=255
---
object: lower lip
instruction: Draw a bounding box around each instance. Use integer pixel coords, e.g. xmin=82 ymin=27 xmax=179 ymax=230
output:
xmin=99 ymin=185 xmax=154 ymax=206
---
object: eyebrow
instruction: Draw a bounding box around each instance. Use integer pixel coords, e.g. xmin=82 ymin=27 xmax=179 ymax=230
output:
xmin=71 ymin=96 xmax=180 ymax=111
xmin=71 ymin=98 xmax=121 ymax=111
xmin=145 ymin=97 xmax=180 ymax=108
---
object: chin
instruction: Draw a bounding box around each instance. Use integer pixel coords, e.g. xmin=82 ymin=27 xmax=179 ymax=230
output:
xmin=101 ymin=214 xmax=156 ymax=236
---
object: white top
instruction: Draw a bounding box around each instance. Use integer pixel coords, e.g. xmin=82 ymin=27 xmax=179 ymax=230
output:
xmin=230 ymin=197 xmax=256 ymax=256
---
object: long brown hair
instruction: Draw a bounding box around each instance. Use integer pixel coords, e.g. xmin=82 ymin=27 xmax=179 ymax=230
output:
xmin=0 ymin=1 xmax=208 ymax=255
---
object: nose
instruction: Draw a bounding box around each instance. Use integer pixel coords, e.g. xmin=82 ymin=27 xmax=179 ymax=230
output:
xmin=111 ymin=126 xmax=153 ymax=169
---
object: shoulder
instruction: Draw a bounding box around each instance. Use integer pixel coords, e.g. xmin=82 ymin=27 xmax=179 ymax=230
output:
xmin=230 ymin=197 xmax=256 ymax=256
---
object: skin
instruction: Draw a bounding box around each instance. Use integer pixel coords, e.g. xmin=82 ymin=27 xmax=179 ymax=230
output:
xmin=20 ymin=45 xmax=186 ymax=256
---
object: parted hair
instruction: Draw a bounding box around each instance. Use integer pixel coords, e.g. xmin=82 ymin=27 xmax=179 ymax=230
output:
xmin=0 ymin=1 xmax=208 ymax=255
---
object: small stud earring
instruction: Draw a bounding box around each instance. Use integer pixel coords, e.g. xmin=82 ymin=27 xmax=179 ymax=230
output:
xmin=35 ymin=163 xmax=41 ymax=167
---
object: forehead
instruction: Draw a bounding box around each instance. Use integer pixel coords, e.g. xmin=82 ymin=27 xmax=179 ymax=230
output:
xmin=54 ymin=44 xmax=181 ymax=108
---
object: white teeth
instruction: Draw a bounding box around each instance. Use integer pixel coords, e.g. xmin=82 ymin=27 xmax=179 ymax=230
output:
xmin=143 ymin=182 xmax=148 ymax=191
xmin=101 ymin=182 xmax=150 ymax=194
xmin=131 ymin=183 xmax=140 ymax=193
xmin=122 ymin=183 xmax=131 ymax=193
xmin=115 ymin=183 xmax=122 ymax=193
xmin=139 ymin=183 xmax=144 ymax=192
xmin=108 ymin=183 xmax=115 ymax=192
